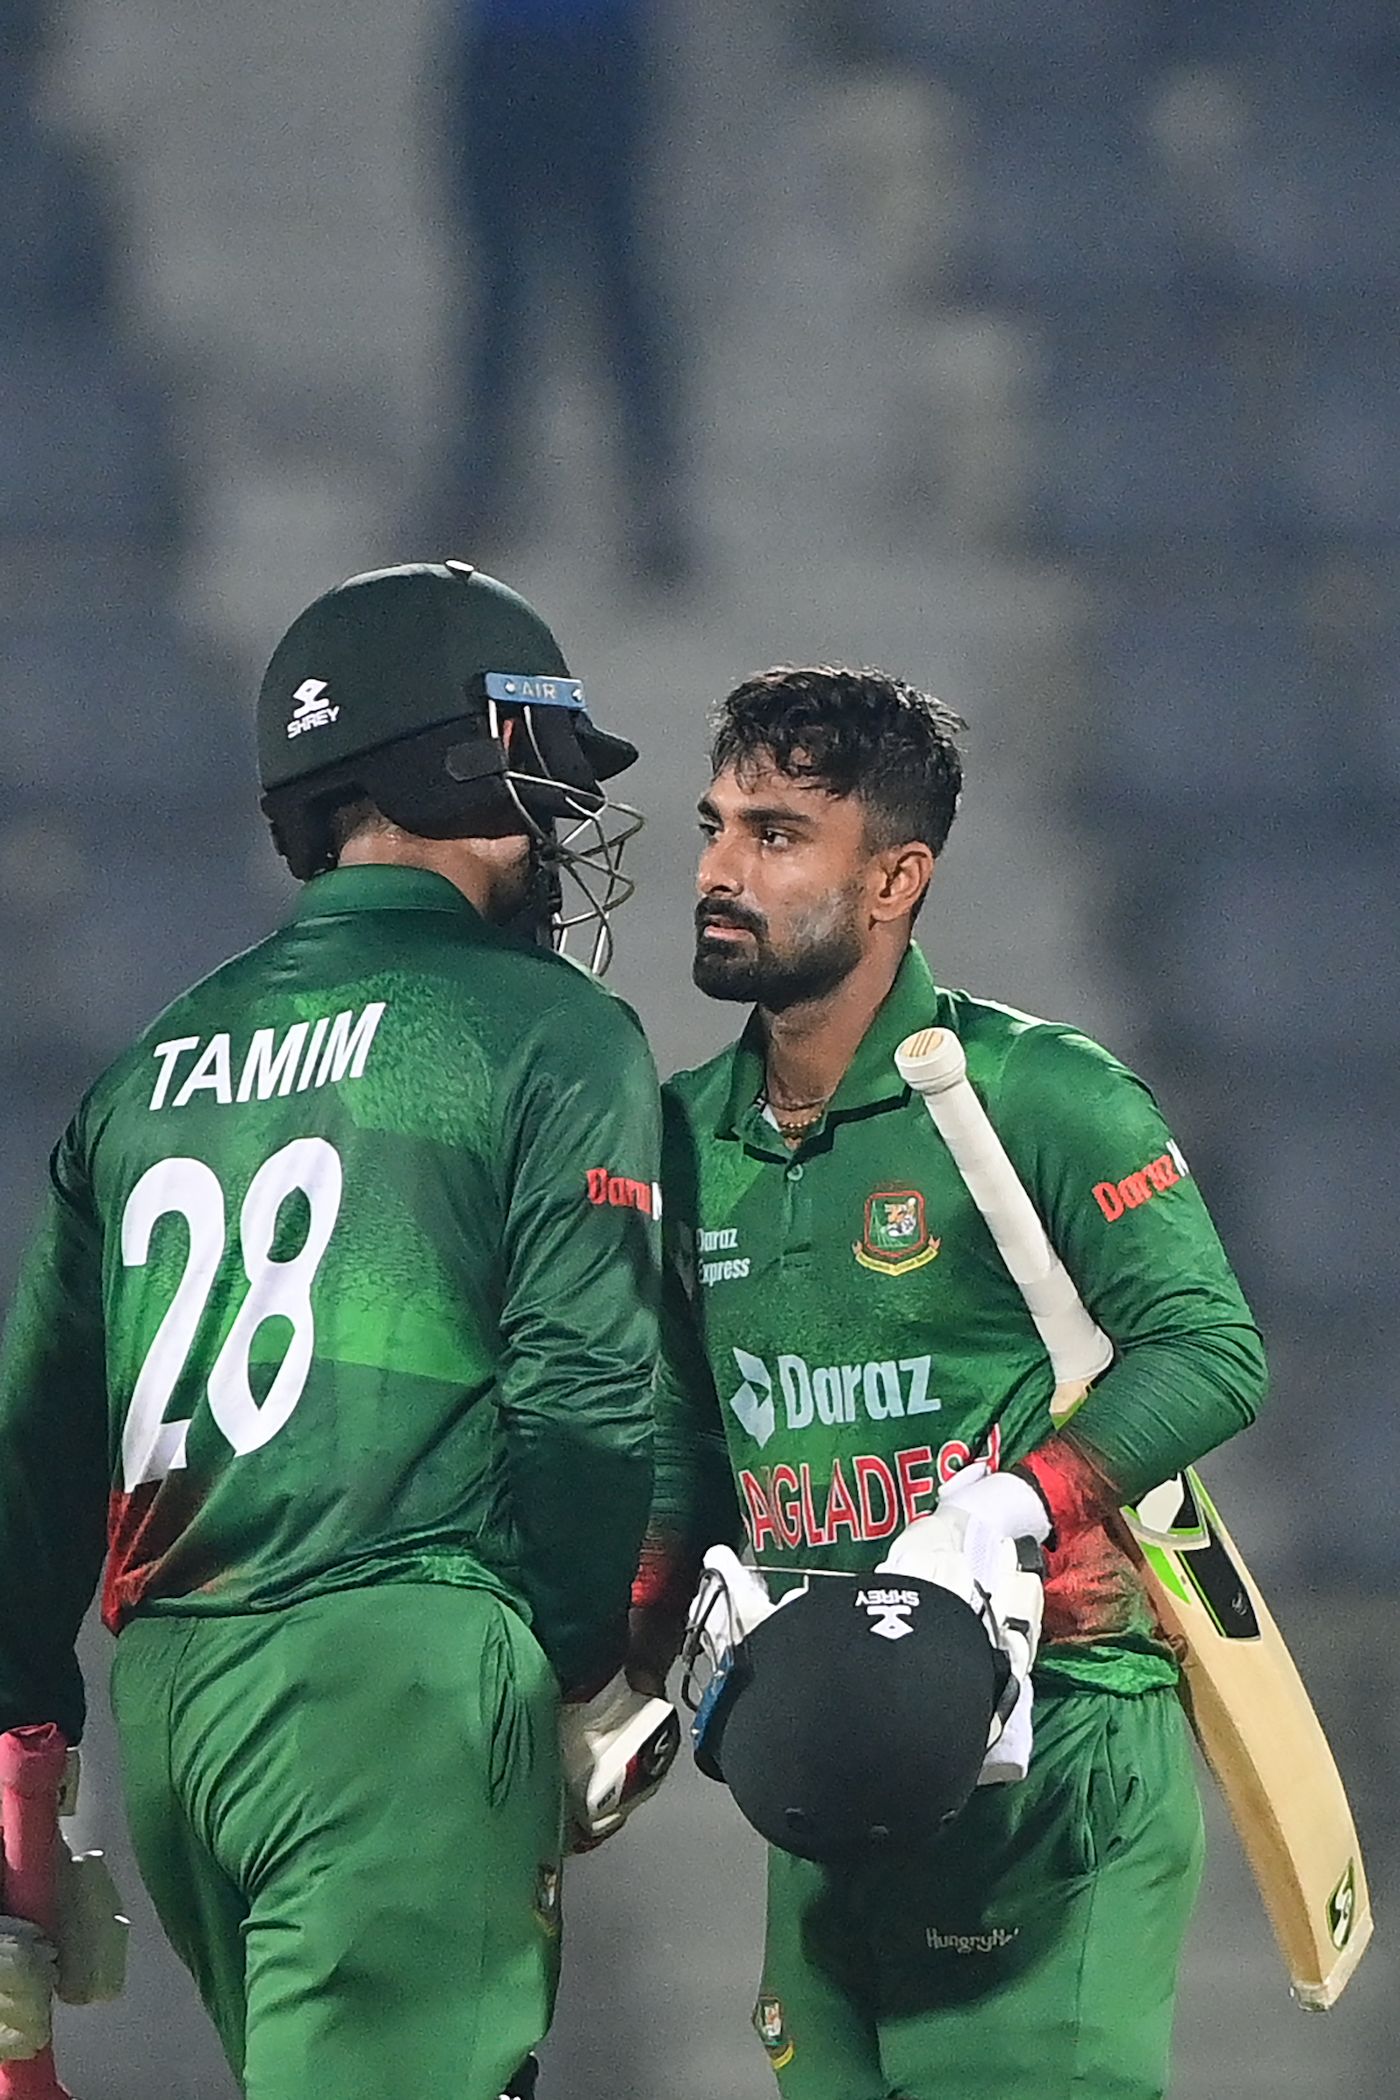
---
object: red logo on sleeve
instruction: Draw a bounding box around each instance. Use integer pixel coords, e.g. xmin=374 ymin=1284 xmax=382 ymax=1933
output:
xmin=1093 ymin=1141 xmax=1190 ymax=1222
xmin=586 ymin=1167 xmax=661 ymax=1216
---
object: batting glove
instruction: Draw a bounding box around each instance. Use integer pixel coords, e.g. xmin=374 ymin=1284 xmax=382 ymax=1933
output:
xmin=51 ymin=1842 xmax=128 ymax=2005
xmin=878 ymin=1462 xmax=1048 ymax=1784
xmin=0 ymin=1917 xmax=54 ymax=2061
xmin=560 ymin=1672 xmax=681 ymax=1851
xmin=0 ymin=1751 xmax=128 ymax=2062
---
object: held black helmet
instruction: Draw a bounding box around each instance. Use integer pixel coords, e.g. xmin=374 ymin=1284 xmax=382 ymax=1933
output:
xmin=688 ymin=1570 xmax=1008 ymax=1864
xmin=257 ymin=560 xmax=641 ymax=972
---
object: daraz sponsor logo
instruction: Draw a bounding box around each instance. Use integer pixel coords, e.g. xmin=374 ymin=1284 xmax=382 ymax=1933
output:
xmin=585 ymin=1167 xmax=661 ymax=1216
xmin=1093 ymin=1140 xmax=1190 ymax=1222
xmin=726 ymin=1347 xmax=939 ymax=1450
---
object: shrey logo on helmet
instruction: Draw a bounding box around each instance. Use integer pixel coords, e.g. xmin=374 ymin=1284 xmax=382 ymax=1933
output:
xmin=856 ymin=1587 xmax=921 ymax=1641
xmin=286 ymin=679 xmax=339 ymax=739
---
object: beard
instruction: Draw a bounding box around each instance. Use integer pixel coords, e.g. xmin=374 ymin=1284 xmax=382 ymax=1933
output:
xmin=493 ymin=838 xmax=559 ymax=946
xmin=693 ymin=890 xmax=864 ymax=1009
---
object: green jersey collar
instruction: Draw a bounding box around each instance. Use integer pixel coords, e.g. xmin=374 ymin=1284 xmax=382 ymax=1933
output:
xmin=293 ymin=864 xmax=484 ymax=924
xmin=719 ymin=943 xmax=941 ymax=1139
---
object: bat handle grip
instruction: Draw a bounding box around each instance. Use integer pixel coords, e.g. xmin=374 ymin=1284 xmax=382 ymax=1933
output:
xmin=0 ymin=1729 xmax=75 ymax=2100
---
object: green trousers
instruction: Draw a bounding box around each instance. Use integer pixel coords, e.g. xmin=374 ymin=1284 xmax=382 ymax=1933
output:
xmin=754 ymin=1687 xmax=1205 ymax=2100
xmin=110 ymin=1584 xmax=563 ymax=2100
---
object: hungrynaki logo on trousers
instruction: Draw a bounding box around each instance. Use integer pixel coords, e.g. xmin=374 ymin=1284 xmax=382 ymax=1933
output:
xmin=925 ymin=1925 xmax=1019 ymax=1954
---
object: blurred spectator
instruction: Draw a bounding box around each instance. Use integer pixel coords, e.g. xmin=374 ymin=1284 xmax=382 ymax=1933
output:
xmin=430 ymin=0 xmax=692 ymax=588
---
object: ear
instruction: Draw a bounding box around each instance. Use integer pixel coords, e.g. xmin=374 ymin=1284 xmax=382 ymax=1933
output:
xmin=870 ymin=841 xmax=934 ymax=923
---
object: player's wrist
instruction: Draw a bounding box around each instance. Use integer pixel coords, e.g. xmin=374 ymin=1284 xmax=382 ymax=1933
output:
xmin=1019 ymin=1435 xmax=1123 ymax=1546
xmin=935 ymin=1460 xmax=1052 ymax=1547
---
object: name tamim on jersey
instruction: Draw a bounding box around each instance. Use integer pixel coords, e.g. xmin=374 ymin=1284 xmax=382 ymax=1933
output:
xmin=147 ymin=1002 xmax=386 ymax=1110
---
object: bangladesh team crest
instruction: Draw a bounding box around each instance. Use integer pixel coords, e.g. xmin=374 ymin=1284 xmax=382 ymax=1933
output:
xmin=753 ymin=1995 xmax=794 ymax=2070
xmin=854 ymin=1189 xmax=940 ymax=1275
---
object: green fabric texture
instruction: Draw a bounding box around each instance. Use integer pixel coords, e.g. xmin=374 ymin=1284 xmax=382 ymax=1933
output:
xmin=650 ymin=943 xmax=1266 ymax=1694
xmin=754 ymin=1687 xmax=1204 ymax=2100
xmin=110 ymin=1584 xmax=563 ymax=2100
xmin=0 ymin=863 xmax=661 ymax=1735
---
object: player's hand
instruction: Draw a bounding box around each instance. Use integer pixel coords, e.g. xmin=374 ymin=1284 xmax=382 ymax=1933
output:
xmin=52 ymin=1843 xmax=128 ymax=2004
xmin=559 ymin=1671 xmax=681 ymax=1852
xmin=678 ymin=1546 xmax=785 ymax=1779
xmin=0 ymin=1752 xmax=129 ymax=2028
xmin=930 ymin=1458 xmax=1052 ymax=1551
xmin=0 ymin=1915 xmax=55 ymax=2060
xmin=879 ymin=1462 xmax=1047 ymax=1608
xmin=878 ymin=1463 xmax=1047 ymax=1784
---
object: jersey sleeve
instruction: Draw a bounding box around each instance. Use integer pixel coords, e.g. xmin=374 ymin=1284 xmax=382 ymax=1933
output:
xmin=998 ymin=1025 xmax=1268 ymax=1511
xmin=494 ymin=991 xmax=661 ymax=1694
xmin=629 ymin=1086 xmax=745 ymax=1680
xmin=0 ymin=1119 xmax=110 ymax=1740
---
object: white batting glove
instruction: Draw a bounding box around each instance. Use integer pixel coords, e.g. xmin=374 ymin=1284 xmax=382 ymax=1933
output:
xmin=560 ymin=1671 xmax=681 ymax=1851
xmin=878 ymin=1463 xmax=1048 ymax=1784
xmin=930 ymin=1459 xmax=1052 ymax=1552
xmin=0 ymin=1916 xmax=54 ymax=2061
xmin=0 ymin=1748 xmax=128 ymax=2038
xmin=52 ymin=1845 xmax=128 ymax=2004
xmin=683 ymin=1546 xmax=781 ymax=1671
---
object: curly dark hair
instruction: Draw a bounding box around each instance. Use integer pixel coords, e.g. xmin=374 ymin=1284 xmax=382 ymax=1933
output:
xmin=710 ymin=665 xmax=965 ymax=858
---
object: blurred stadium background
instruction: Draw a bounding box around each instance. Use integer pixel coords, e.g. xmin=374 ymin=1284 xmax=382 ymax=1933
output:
xmin=1 ymin=0 xmax=1395 ymax=2092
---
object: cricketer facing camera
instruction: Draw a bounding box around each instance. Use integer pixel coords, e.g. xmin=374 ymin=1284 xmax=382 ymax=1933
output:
xmin=630 ymin=667 xmax=1268 ymax=2100
xmin=0 ymin=563 xmax=677 ymax=2100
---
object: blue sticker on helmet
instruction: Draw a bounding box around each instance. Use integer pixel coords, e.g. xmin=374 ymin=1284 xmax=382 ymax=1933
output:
xmin=485 ymin=673 xmax=586 ymax=710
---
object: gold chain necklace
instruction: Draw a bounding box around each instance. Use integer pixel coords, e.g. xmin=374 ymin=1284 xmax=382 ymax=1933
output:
xmin=760 ymin=1084 xmax=831 ymax=1148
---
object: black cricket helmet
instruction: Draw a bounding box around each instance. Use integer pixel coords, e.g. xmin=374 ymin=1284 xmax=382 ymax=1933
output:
xmin=691 ymin=1572 xmax=1008 ymax=1863
xmin=257 ymin=560 xmax=641 ymax=971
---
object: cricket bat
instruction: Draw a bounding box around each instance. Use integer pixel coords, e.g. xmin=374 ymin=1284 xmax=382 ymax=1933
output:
xmin=894 ymin=1025 xmax=1372 ymax=2010
xmin=0 ymin=1726 xmax=74 ymax=2099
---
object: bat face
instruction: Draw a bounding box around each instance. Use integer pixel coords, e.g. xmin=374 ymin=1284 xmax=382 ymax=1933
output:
xmin=893 ymin=1022 xmax=1372 ymax=2011
xmin=1119 ymin=1474 xmax=1372 ymax=2010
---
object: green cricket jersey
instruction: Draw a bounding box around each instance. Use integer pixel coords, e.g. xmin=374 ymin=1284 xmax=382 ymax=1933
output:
xmin=650 ymin=945 xmax=1267 ymax=1694
xmin=0 ymin=865 xmax=661 ymax=1739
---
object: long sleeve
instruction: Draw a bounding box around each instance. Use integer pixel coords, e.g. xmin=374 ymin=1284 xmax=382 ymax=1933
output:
xmin=495 ymin=994 xmax=661 ymax=1693
xmin=0 ymin=1121 xmax=111 ymax=1741
xmin=629 ymin=1087 xmax=744 ymax=1681
xmin=996 ymin=1024 xmax=1268 ymax=1520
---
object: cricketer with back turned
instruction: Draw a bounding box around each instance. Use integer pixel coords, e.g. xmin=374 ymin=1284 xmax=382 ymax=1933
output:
xmin=630 ymin=667 xmax=1269 ymax=2100
xmin=0 ymin=563 xmax=679 ymax=2100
